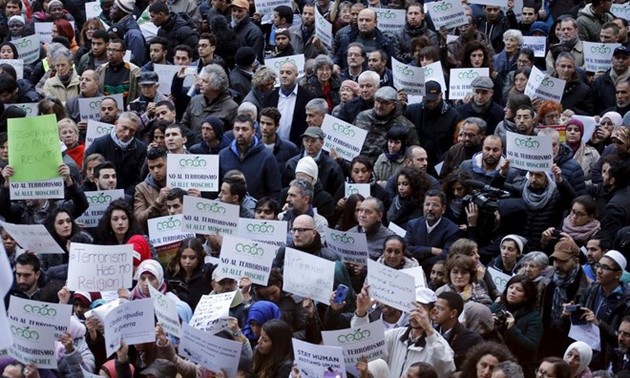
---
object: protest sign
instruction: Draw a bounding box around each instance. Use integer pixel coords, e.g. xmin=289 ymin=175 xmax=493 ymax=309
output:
xmin=8 ymin=297 xmax=72 ymax=369
xmin=154 ymin=64 xmax=187 ymax=96
xmin=67 ymin=243 xmax=134 ymax=292
xmin=77 ymin=190 xmax=125 ymax=228
xmin=9 ymin=178 xmax=65 ymax=200
xmin=583 ymin=42 xmax=620 ymax=73
xmin=255 ymin=0 xmax=292 ymax=15
xmin=505 ymin=131 xmax=554 ymax=171
xmin=189 ymin=291 xmax=236 ymax=332
xmin=392 ymin=57 xmax=425 ymax=95
xmin=572 ymin=115 xmax=597 ymax=144
xmin=218 ymin=235 xmax=276 ymax=285
xmin=371 ymin=8 xmax=406 ymax=33
xmin=13 ymin=34 xmax=40 ymax=64
xmin=78 ymin=94 xmax=124 ymax=121
xmin=104 ymin=299 xmax=155 ymax=357
xmin=488 ymin=267 xmax=512 ymax=294
xmin=179 ymin=323 xmax=242 ymax=377
xmin=0 ymin=60 xmax=23 ymax=79
xmin=448 ymin=68 xmax=489 ymax=100
xmin=423 ymin=61 xmax=447 ymax=92
xmin=426 ymin=0 xmax=467 ymax=30
xmin=148 ymin=214 xmax=195 ymax=247
xmin=321 ymin=321 xmax=387 ymax=377
xmin=265 ymin=54 xmax=306 ymax=86
xmin=388 ymin=222 xmax=406 ymax=237
xmin=237 ymin=218 xmax=287 ymax=246
xmin=612 ymin=3 xmax=630 ymax=21
xmin=5 ymin=103 xmax=39 ymax=117
xmin=367 ymin=259 xmax=416 ymax=312
xmin=315 ymin=8 xmax=333 ymax=48
xmin=569 ymin=322 xmax=601 ymax=351
xmin=182 ymin=196 xmax=239 ymax=235
xmin=0 ymin=222 xmax=65 ymax=255
xmin=344 ymin=183 xmax=370 ymax=198
xmin=166 ymin=154 xmax=219 ymax=192
xmin=522 ymin=36 xmax=546 ymax=57
xmin=467 ymin=0 xmax=503 ymax=5
xmin=149 ymin=285 xmax=180 ymax=338
xmin=320 ymin=114 xmax=368 ymax=161
xmin=35 ymin=22 xmax=74 ymax=44
xmin=85 ymin=1 xmax=102 ymax=19
xmin=524 ymin=66 xmax=566 ymax=102
xmin=0 ymin=244 xmax=12 ymax=350
xmin=401 ymin=266 xmax=427 ymax=289
xmin=8 ymin=114 xmax=62 ymax=182
xmin=85 ymin=120 xmax=114 ymax=150
xmin=283 ymin=248 xmax=335 ymax=303
xmin=325 ymin=229 xmax=369 ymax=265
xmin=292 ymin=339 xmax=347 ymax=378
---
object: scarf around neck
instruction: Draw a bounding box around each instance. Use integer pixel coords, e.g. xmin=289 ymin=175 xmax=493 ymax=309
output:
xmin=562 ymin=216 xmax=601 ymax=244
xmin=551 ymin=265 xmax=580 ymax=321
xmin=110 ymin=128 xmax=133 ymax=149
xmin=522 ymin=174 xmax=556 ymax=210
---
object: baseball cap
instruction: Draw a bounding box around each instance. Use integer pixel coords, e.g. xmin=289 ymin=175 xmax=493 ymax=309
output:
xmin=229 ymin=0 xmax=249 ymax=9
xmin=415 ymin=287 xmax=437 ymax=304
xmin=301 ymin=126 xmax=325 ymax=140
xmin=550 ymin=239 xmax=580 ymax=261
xmin=614 ymin=46 xmax=630 ymax=57
xmin=424 ymin=81 xmax=442 ymax=101
xmin=471 ymin=76 xmax=494 ymax=90
xmin=138 ymin=71 xmax=159 ymax=85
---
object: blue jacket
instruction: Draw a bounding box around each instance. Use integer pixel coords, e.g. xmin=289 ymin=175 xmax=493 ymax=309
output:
xmin=218 ymin=138 xmax=282 ymax=199
xmin=110 ymin=15 xmax=146 ymax=67
xmin=555 ymin=143 xmax=586 ymax=195
xmin=404 ymin=216 xmax=461 ymax=269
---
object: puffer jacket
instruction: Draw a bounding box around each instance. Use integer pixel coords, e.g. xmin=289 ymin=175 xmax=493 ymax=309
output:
xmin=576 ymin=4 xmax=614 ymax=42
xmin=556 ymin=73 xmax=594 ymax=115
xmin=303 ymin=75 xmax=342 ymax=110
xmin=555 ymin=143 xmax=587 ymax=195
xmin=157 ymin=12 xmax=199 ymax=61
xmin=181 ymin=91 xmax=238 ymax=134
xmin=393 ymin=22 xmax=438 ymax=64
xmin=109 ymin=14 xmax=146 ymax=67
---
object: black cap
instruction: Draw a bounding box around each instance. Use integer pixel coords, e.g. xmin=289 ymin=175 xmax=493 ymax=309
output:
xmin=614 ymin=46 xmax=630 ymax=56
xmin=138 ymin=71 xmax=159 ymax=85
xmin=424 ymin=80 xmax=442 ymax=101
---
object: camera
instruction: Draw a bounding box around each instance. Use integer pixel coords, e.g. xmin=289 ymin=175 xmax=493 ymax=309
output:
xmin=462 ymin=191 xmax=499 ymax=215
xmin=494 ymin=310 xmax=507 ymax=327
xmin=551 ymin=229 xmax=562 ymax=239
xmin=129 ymin=101 xmax=147 ymax=113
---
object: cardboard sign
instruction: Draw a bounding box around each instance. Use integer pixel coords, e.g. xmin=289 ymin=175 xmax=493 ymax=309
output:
xmin=488 ymin=267 xmax=511 ymax=294
xmin=401 ymin=266 xmax=428 ymax=289
xmin=522 ymin=36 xmax=546 ymax=58
xmin=422 ymin=61 xmax=447 ymax=92
xmin=321 ymin=114 xmax=368 ymax=161
xmin=181 ymin=196 xmax=239 ymax=236
xmin=179 ymin=323 xmax=242 ymax=377
xmin=218 ymin=235 xmax=276 ymax=285
xmin=367 ymin=259 xmax=416 ymax=312
xmin=392 ymin=57 xmax=426 ymax=95
xmin=148 ymin=214 xmax=196 ymax=247
xmin=448 ymin=68 xmax=489 ymax=100
xmin=292 ymin=339 xmax=347 ymax=378
xmin=103 ymin=299 xmax=155 ymax=357
xmin=315 ymin=8 xmax=333 ymax=48
xmin=237 ymin=218 xmax=287 ymax=247
xmin=612 ymin=3 xmax=630 ymax=21
xmin=149 ymin=285 xmax=180 ymax=338
xmin=12 ymin=34 xmax=40 ymax=64
xmin=388 ymin=222 xmax=406 ymax=237
xmin=344 ymin=183 xmax=370 ymax=198
xmin=9 ymin=178 xmax=65 ymax=200
xmin=4 ymin=103 xmax=38 ymax=117
xmin=35 ymin=22 xmax=74 ymax=44
xmin=583 ymin=42 xmax=620 ymax=73
xmin=153 ymin=64 xmax=189 ymax=96
xmin=0 ymin=60 xmax=24 ymax=79
xmin=426 ymin=0 xmax=468 ymax=30
xmin=67 ymin=243 xmax=134 ymax=291
xmin=78 ymin=94 xmax=124 ymax=121
xmin=189 ymin=291 xmax=236 ymax=332
xmin=166 ymin=154 xmax=219 ymax=192
xmin=283 ymin=248 xmax=335 ymax=303
xmin=76 ymin=189 xmax=124 ymax=228
xmin=254 ymin=0 xmax=292 ymax=15
xmin=371 ymin=8 xmax=406 ymax=33
xmin=0 ymin=221 xmax=65 ymax=254
xmin=505 ymin=131 xmax=554 ymax=172
xmin=85 ymin=1 xmax=102 ymax=19
xmin=325 ymin=229 xmax=369 ymax=265
xmin=524 ymin=66 xmax=566 ymax=102
xmin=85 ymin=120 xmax=114 ymax=151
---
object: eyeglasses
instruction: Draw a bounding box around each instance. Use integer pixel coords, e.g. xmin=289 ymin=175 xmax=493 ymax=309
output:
xmin=290 ymin=228 xmax=314 ymax=233
xmin=594 ymin=262 xmax=620 ymax=272
xmin=570 ymin=209 xmax=588 ymax=217
xmin=535 ymin=369 xmax=556 ymax=378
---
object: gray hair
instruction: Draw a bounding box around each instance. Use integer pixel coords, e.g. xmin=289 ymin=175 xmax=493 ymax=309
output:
xmin=305 ymin=98 xmax=328 ymax=115
xmin=118 ymin=111 xmax=140 ymax=125
xmin=464 ymin=117 xmax=487 ymax=134
xmin=358 ymin=70 xmax=380 ymax=86
xmin=84 ymin=69 xmax=100 ymax=83
xmin=238 ymin=102 xmax=258 ymax=120
xmin=289 ymin=178 xmax=314 ymax=201
xmin=364 ymin=197 xmax=384 ymax=213
xmin=251 ymin=66 xmax=277 ymax=88
xmin=51 ymin=47 xmax=73 ymax=63
xmin=313 ymin=54 xmax=334 ymax=72
xmin=521 ymin=251 xmax=549 ymax=269
xmin=46 ymin=42 xmax=66 ymax=59
xmin=493 ymin=361 xmax=524 ymax=378
xmin=560 ymin=16 xmax=578 ymax=29
xmin=556 ymin=51 xmax=576 ymax=64
xmin=201 ymin=63 xmax=229 ymax=93
xmin=503 ymin=29 xmax=523 ymax=46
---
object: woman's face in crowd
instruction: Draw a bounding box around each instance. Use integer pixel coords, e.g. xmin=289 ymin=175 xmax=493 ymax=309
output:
xmin=180 ymin=248 xmax=199 ymax=274
xmin=565 ymin=124 xmax=582 ymax=144
xmin=351 ymin=162 xmax=370 ymax=183
xmin=383 ymin=239 xmax=405 ymax=268
xmin=514 ymin=72 xmax=528 ymax=92
xmin=256 ymin=284 xmax=282 ymax=302
xmin=0 ymin=45 xmax=14 ymax=59
xmin=0 ymin=141 xmax=8 ymax=162
xmin=522 ymin=261 xmax=542 ymax=279
xmin=430 ymin=263 xmax=446 ymax=287
xmin=59 ymin=125 xmax=79 ymax=148
xmin=500 ymin=240 xmax=519 ymax=268
xmin=470 ymin=49 xmax=484 ymax=68
xmin=257 ymin=329 xmax=273 ymax=355
xmin=450 ymin=267 xmax=471 ymax=291
xmin=476 ymin=354 xmax=500 ymax=378
xmin=54 ymin=211 xmax=73 ymax=239
xmin=564 ymin=348 xmax=581 ymax=375
xmin=340 ymin=86 xmax=355 ymax=103
xmin=569 ymin=202 xmax=593 ymax=227
xmin=506 ymin=282 xmax=527 ymax=305
xmin=316 ymin=65 xmax=332 ymax=83
xmin=139 ymin=272 xmax=159 ymax=296
xmin=504 ymin=37 xmax=519 ymax=54
xmin=110 ymin=209 xmax=129 ymax=239
xmin=153 ymin=129 xmax=166 ymax=148
xmin=397 ymin=174 xmax=412 ymax=198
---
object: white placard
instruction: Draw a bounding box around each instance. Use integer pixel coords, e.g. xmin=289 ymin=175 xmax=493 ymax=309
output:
xmin=569 ymin=322 xmax=601 ymax=351
xmin=524 ymin=66 xmax=566 ymax=102
xmin=583 ymin=42 xmax=620 ymax=73
xmin=13 ymin=34 xmax=40 ymax=64
xmin=448 ymin=68 xmax=489 ymax=100
xmin=366 ymin=259 xmax=416 ymax=312
xmin=78 ymin=94 xmax=124 ymax=121
xmin=283 ymin=247 xmax=335 ymax=304
xmin=401 ymin=266 xmax=427 ymax=289
xmin=5 ymin=103 xmax=38 ymax=117
xmin=67 ymin=243 xmax=134 ymax=291
xmin=522 ymin=36 xmax=547 ymax=57
xmin=0 ymin=244 xmax=12 ymax=350
xmin=237 ymin=218 xmax=287 ymax=246
xmin=612 ymin=3 xmax=630 ymax=21
xmin=103 ymin=298 xmax=155 ymax=357
xmin=315 ymin=8 xmax=333 ymax=48
xmin=446 ymin=34 xmax=458 ymax=44
xmin=371 ymin=8 xmax=406 ymax=33
xmin=254 ymin=0 xmax=292 ymax=15
xmin=76 ymin=189 xmax=124 ymax=228
xmin=85 ymin=120 xmax=114 ymax=151
xmin=467 ymin=0 xmax=503 ymax=5
xmin=179 ymin=323 xmax=242 ymax=377
xmin=321 ymin=114 xmax=368 ymax=161
xmin=505 ymin=131 xmax=554 ymax=172
xmin=148 ymin=285 xmax=180 ymax=338
xmin=264 ymin=54 xmax=306 ymax=86
xmin=572 ymin=115 xmax=597 ymax=144
xmin=181 ymin=196 xmax=239 ymax=236
xmin=85 ymin=1 xmax=102 ymax=19
xmin=35 ymin=22 xmax=74 ymax=44
xmin=426 ymin=0 xmax=468 ymax=30
xmin=166 ymin=154 xmax=219 ymax=192
xmin=0 ymin=60 xmax=23 ymax=79
xmin=344 ymin=183 xmax=370 ymax=198
xmin=387 ymin=222 xmax=406 ymax=237
xmin=7 ymin=297 xmax=72 ymax=369
xmin=189 ymin=291 xmax=236 ymax=332
xmin=321 ymin=321 xmax=387 ymax=377
xmin=148 ymin=214 xmax=196 ymax=247
xmin=325 ymin=229 xmax=369 ymax=265
xmin=0 ymin=221 xmax=64 ymax=254
xmin=488 ymin=267 xmax=512 ymax=294
xmin=154 ymin=64 xmax=185 ymax=96
xmin=422 ymin=61 xmax=447 ymax=92
xmin=9 ymin=178 xmax=65 ymax=200
xmin=392 ymin=57 xmax=426 ymax=95
xmin=218 ymin=235 xmax=276 ymax=285
xmin=292 ymin=339 xmax=347 ymax=378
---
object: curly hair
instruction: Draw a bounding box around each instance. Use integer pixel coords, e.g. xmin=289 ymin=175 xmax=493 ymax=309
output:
xmin=462 ymin=40 xmax=493 ymax=70
xmin=94 ymin=199 xmax=142 ymax=245
xmin=460 ymin=341 xmax=515 ymax=378
xmin=536 ymin=100 xmax=563 ymax=124
xmin=395 ymin=166 xmax=430 ymax=204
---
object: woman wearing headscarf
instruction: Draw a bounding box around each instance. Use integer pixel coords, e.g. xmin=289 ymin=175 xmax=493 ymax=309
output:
xmin=489 ymin=234 xmax=525 ymax=276
xmin=589 ymin=111 xmax=622 ymax=154
xmin=563 ymin=341 xmax=593 ymax=378
xmin=564 ymin=118 xmax=600 ymax=184
xmin=242 ymin=300 xmax=282 ymax=347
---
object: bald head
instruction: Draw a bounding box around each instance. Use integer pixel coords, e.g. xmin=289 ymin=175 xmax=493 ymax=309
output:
xmin=358 ymin=9 xmax=377 ymax=34
xmin=279 ymin=62 xmax=298 ymax=90
xmin=292 ymin=215 xmax=317 ymax=247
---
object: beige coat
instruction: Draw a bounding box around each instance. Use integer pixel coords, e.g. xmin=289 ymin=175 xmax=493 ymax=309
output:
xmin=43 ymin=70 xmax=80 ymax=104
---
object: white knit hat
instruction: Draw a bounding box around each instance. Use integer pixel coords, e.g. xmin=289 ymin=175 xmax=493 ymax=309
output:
xmin=295 ymin=156 xmax=318 ymax=183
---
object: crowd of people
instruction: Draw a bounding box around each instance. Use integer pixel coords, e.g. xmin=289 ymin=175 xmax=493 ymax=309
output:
xmin=1 ymin=0 xmax=630 ymax=376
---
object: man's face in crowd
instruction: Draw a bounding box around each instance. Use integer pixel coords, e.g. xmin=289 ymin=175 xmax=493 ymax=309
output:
xmin=423 ymin=195 xmax=445 ymax=223
xmin=291 ymin=216 xmax=316 ymax=247
xmin=358 ymin=76 xmax=377 ymax=101
xmin=148 ymin=157 xmax=167 ymax=182
xmin=286 ymin=186 xmax=309 ymax=213
xmin=616 ymin=81 xmax=630 ymax=108
xmin=374 ymin=97 xmax=397 ymax=118
xmin=614 ymin=18 xmax=629 ymax=41
xmin=167 ymin=198 xmax=183 ymax=215
xmin=347 ymin=46 xmax=365 ymax=69
xmin=15 ymin=263 xmax=39 ymax=293
xmin=612 ymin=53 xmax=630 ymax=74
xmin=91 ymin=37 xmax=107 ymax=57
xmin=5 ymin=2 xmax=21 ymax=17
xmin=233 ymin=121 xmax=256 ymax=148
xmin=96 ymin=168 xmax=117 ymax=190
xmin=231 ymin=6 xmax=248 ymax=23
xmin=407 ymin=148 xmax=428 ymax=172
xmin=481 ymin=138 xmax=502 ymax=168
xmin=301 ymin=6 xmax=315 ymax=27
xmin=461 ymin=123 xmax=483 ymax=148
xmin=164 ymin=127 xmax=187 ymax=152
xmin=106 ymin=41 xmax=125 ymax=64
xmin=406 ymin=5 xmax=424 ymax=28
xmin=80 ymin=70 xmax=100 ymax=96
xmin=528 ymin=171 xmax=548 ymax=190
xmin=521 ymin=6 xmax=536 ymax=24
xmin=618 ymin=321 xmax=630 ymax=354
xmin=174 ymin=50 xmax=192 ymax=66
xmin=99 ymin=99 xmax=118 ymax=123
xmin=279 ymin=63 xmax=298 ymax=89
xmin=600 ymin=27 xmax=618 ymax=43
xmin=559 ymin=20 xmax=578 ymax=43
xmin=260 ymin=115 xmax=278 ymax=139
xmin=149 ymin=43 xmax=167 ymax=63
xmin=357 ymin=9 xmax=377 ymax=34
xmin=367 ymin=51 xmax=386 ymax=74
xmin=155 ymin=105 xmax=176 ymax=124
xmin=114 ymin=117 xmax=138 ymax=143
xmin=275 ymin=35 xmax=290 ymax=51
xmin=305 ymin=109 xmax=324 ymax=127
xmin=357 ymin=199 xmax=382 ymax=230
xmin=515 ymin=109 xmax=535 ymax=134
xmin=473 ymin=87 xmax=493 ymax=107
xmin=484 ymin=6 xmax=500 ymax=22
